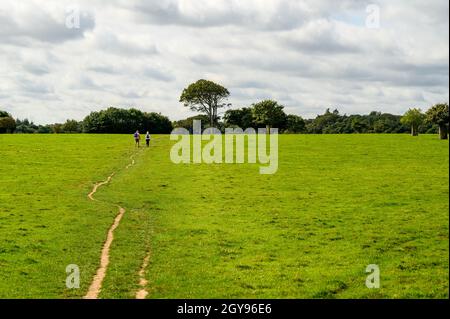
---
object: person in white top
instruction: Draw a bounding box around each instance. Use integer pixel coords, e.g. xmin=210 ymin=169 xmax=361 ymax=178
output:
xmin=145 ymin=131 xmax=151 ymax=147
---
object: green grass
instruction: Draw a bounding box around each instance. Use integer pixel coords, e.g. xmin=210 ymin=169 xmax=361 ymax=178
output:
xmin=0 ymin=134 xmax=448 ymax=298
xmin=0 ymin=135 xmax=136 ymax=298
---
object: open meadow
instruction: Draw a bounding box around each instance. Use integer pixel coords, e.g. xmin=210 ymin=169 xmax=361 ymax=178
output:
xmin=0 ymin=134 xmax=448 ymax=298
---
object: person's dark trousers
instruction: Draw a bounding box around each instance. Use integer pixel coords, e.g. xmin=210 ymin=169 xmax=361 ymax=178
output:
xmin=146 ymin=140 xmax=150 ymax=147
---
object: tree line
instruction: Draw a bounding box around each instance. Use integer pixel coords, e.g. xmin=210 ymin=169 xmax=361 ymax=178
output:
xmin=1 ymin=79 xmax=448 ymax=139
xmin=177 ymin=79 xmax=448 ymax=139
xmin=171 ymin=104 xmax=446 ymax=138
xmin=0 ymin=108 xmax=172 ymax=134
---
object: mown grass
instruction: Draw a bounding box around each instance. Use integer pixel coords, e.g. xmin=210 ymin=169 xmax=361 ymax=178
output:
xmin=99 ymin=134 xmax=449 ymax=299
xmin=0 ymin=135 xmax=136 ymax=298
xmin=0 ymin=134 xmax=448 ymax=298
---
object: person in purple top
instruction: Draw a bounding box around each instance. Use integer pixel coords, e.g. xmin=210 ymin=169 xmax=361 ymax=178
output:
xmin=134 ymin=130 xmax=140 ymax=148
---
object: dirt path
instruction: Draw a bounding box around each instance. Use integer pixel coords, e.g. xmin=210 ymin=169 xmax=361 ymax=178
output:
xmin=84 ymin=152 xmax=139 ymax=299
xmin=125 ymin=153 xmax=136 ymax=169
xmin=87 ymin=174 xmax=114 ymax=201
xmin=135 ymin=250 xmax=151 ymax=299
xmin=84 ymin=206 xmax=125 ymax=299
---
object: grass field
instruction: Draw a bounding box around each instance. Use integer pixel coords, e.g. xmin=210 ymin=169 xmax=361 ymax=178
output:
xmin=0 ymin=134 xmax=448 ymax=298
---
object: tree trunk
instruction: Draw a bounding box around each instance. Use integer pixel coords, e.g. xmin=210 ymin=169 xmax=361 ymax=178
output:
xmin=439 ymin=124 xmax=448 ymax=140
xmin=209 ymin=105 xmax=213 ymax=128
xmin=411 ymin=125 xmax=418 ymax=136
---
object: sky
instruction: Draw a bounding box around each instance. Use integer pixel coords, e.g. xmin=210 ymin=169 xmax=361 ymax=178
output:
xmin=0 ymin=0 xmax=448 ymax=124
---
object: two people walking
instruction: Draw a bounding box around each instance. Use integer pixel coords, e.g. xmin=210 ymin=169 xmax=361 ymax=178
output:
xmin=134 ymin=130 xmax=151 ymax=148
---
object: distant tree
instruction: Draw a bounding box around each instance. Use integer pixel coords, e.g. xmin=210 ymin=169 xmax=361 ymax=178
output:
xmin=223 ymin=107 xmax=254 ymax=128
xmin=376 ymin=113 xmax=408 ymax=133
xmin=307 ymin=109 xmax=342 ymax=134
xmin=172 ymin=115 xmax=209 ymax=133
xmin=303 ymin=109 xmax=413 ymax=134
xmin=15 ymin=119 xmax=38 ymax=133
xmin=51 ymin=123 xmax=63 ymax=134
xmin=179 ymin=79 xmax=231 ymax=127
xmin=0 ymin=116 xmax=16 ymax=133
xmin=426 ymin=103 xmax=449 ymax=140
xmin=367 ymin=111 xmax=382 ymax=131
xmin=285 ymin=114 xmax=305 ymax=133
xmin=0 ymin=110 xmax=10 ymax=118
xmin=401 ymin=108 xmax=425 ymax=136
xmin=62 ymin=119 xmax=81 ymax=133
xmin=142 ymin=112 xmax=173 ymax=134
xmin=373 ymin=119 xmax=387 ymax=133
xmin=82 ymin=107 xmax=172 ymax=134
xmin=37 ymin=125 xmax=52 ymax=134
xmin=251 ymin=100 xmax=287 ymax=132
xmin=82 ymin=107 xmax=142 ymax=133
xmin=81 ymin=111 xmax=102 ymax=133
xmin=420 ymin=122 xmax=439 ymax=134
xmin=350 ymin=116 xmax=369 ymax=133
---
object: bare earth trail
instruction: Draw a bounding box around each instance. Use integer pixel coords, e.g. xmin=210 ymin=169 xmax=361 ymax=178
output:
xmin=84 ymin=150 xmax=150 ymax=299
xmin=136 ymin=251 xmax=151 ymax=299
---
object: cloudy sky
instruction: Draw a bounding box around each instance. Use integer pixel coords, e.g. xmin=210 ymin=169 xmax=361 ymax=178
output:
xmin=0 ymin=0 xmax=448 ymax=124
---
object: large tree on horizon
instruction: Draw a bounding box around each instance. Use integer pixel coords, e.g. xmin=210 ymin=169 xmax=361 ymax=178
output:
xmin=0 ymin=110 xmax=15 ymax=133
xmin=251 ymin=99 xmax=287 ymax=132
xmin=401 ymin=108 xmax=425 ymax=136
xmin=223 ymin=107 xmax=254 ymax=128
xmin=426 ymin=103 xmax=449 ymax=140
xmin=0 ymin=110 xmax=10 ymax=118
xmin=82 ymin=107 xmax=172 ymax=134
xmin=179 ymin=79 xmax=231 ymax=127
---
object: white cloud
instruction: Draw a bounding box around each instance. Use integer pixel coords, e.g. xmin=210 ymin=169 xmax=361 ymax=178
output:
xmin=0 ymin=0 xmax=448 ymax=124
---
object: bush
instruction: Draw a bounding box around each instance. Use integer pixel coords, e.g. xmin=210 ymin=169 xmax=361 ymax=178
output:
xmin=82 ymin=107 xmax=173 ymax=134
xmin=0 ymin=116 xmax=16 ymax=133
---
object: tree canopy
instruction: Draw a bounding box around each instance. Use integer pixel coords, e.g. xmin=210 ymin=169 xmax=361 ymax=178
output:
xmin=251 ymin=100 xmax=287 ymax=131
xmin=62 ymin=120 xmax=82 ymax=133
xmin=179 ymin=79 xmax=231 ymax=127
xmin=0 ymin=116 xmax=16 ymax=133
xmin=82 ymin=107 xmax=172 ymax=134
xmin=1 ymin=101 xmax=447 ymax=136
xmin=401 ymin=108 xmax=425 ymax=136
xmin=172 ymin=114 xmax=210 ymax=133
xmin=223 ymin=107 xmax=254 ymax=129
xmin=426 ymin=103 xmax=449 ymax=139
xmin=0 ymin=110 xmax=11 ymax=118
xmin=285 ymin=114 xmax=306 ymax=133
xmin=0 ymin=110 xmax=15 ymax=133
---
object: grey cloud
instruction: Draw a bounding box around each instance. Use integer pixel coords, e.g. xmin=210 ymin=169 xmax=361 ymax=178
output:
xmin=386 ymin=74 xmax=449 ymax=88
xmin=142 ymin=67 xmax=175 ymax=82
xmin=68 ymin=75 xmax=102 ymax=91
xmin=95 ymin=33 xmax=158 ymax=56
xmin=388 ymin=62 xmax=449 ymax=77
xmin=333 ymin=61 xmax=450 ymax=88
xmin=0 ymin=0 xmax=448 ymax=123
xmin=224 ymin=52 xmax=449 ymax=89
xmin=128 ymin=0 xmax=312 ymax=30
xmin=120 ymin=91 xmax=143 ymax=99
xmin=0 ymin=6 xmax=95 ymax=44
xmin=125 ymin=0 xmax=388 ymax=31
xmin=87 ymin=64 xmax=120 ymax=74
xmin=18 ymin=79 xmax=54 ymax=95
xmin=232 ymin=81 xmax=272 ymax=89
xmin=23 ymin=64 xmax=50 ymax=76
xmin=281 ymin=31 xmax=362 ymax=55
xmin=79 ymin=76 xmax=99 ymax=90
xmin=232 ymin=89 xmax=274 ymax=102
xmin=190 ymin=54 xmax=218 ymax=66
